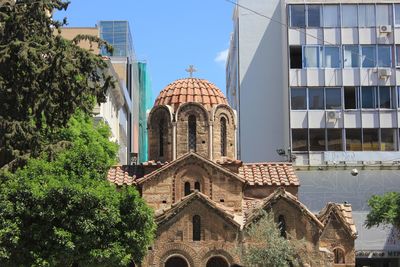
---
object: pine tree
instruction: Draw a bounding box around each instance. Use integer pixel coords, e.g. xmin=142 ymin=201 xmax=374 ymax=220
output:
xmin=0 ymin=0 xmax=113 ymax=170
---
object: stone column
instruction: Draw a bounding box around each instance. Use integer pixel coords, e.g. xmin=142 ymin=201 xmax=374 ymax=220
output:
xmin=172 ymin=122 xmax=177 ymax=160
xmin=209 ymin=121 xmax=213 ymax=160
xmin=234 ymin=125 xmax=237 ymax=160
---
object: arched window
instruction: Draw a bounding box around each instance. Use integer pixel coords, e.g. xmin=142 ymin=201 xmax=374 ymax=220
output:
xmin=278 ymin=215 xmax=287 ymax=238
xmin=220 ymin=117 xmax=227 ymax=156
xmin=193 ymin=215 xmax=201 ymax=241
xmin=184 ymin=182 xmax=191 ymax=196
xmin=188 ymin=115 xmax=196 ymax=152
xmin=159 ymin=119 xmax=164 ymax=157
xmin=334 ymin=248 xmax=345 ymax=264
xmin=194 ymin=181 xmax=200 ymax=191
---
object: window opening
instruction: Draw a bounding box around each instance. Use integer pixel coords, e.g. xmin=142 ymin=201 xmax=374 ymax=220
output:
xmin=333 ymin=248 xmax=345 ymax=264
xmin=159 ymin=119 xmax=164 ymax=157
xmin=220 ymin=117 xmax=227 ymax=156
xmin=344 ymin=87 xmax=358 ymax=109
xmin=194 ymin=181 xmax=200 ymax=192
xmin=278 ymin=215 xmax=287 ymax=238
xmin=188 ymin=115 xmax=197 ymax=152
xmin=184 ymin=182 xmax=191 ymax=196
xmin=290 ymin=46 xmax=302 ymax=69
xmin=193 ymin=215 xmax=201 ymax=241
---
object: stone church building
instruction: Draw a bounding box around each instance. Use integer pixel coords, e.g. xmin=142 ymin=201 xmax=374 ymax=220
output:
xmin=107 ymin=77 xmax=357 ymax=267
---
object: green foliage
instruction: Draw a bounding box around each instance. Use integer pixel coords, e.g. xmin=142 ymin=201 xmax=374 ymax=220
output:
xmin=366 ymin=192 xmax=400 ymax=229
xmin=0 ymin=112 xmax=156 ymax=266
xmin=0 ymin=0 xmax=114 ymax=170
xmin=241 ymin=211 xmax=296 ymax=267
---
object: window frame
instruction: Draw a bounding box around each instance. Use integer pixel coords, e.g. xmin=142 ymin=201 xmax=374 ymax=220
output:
xmin=303 ymin=45 xmax=323 ymax=68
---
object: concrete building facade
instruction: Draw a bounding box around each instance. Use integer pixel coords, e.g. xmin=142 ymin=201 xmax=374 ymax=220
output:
xmin=226 ymin=1 xmax=400 ymax=266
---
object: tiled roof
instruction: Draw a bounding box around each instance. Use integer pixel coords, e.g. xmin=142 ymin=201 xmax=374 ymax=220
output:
xmin=318 ymin=202 xmax=357 ymax=238
xmin=107 ymin=166 xmax=135 ymax=186
xmin=244 ymin=188 xmax=324 ymax=229
xmin=238 ymin=163 xmax=299 ymax=186
xmin=141 ymin=160 xmax=168 ymax=166
xmin=242 ymin=197 xmax=262 ymax=224
xmin=154 ymin=78 xmax=228 ymax=110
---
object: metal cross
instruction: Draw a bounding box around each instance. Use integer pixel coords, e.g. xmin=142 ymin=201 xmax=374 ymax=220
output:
xmin=185 ymin=65 xmax=197 ymax=77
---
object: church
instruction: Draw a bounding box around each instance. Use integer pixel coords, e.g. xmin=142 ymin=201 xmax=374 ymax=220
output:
xmin=107 ymin=77 xmax=357 ymax=267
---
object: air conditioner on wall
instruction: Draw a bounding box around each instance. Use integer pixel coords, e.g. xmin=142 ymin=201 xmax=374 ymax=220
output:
xmin=327 ymin=111 xmax=340 ymax=121
xmin=379 ymin=68 xmax=392 ymax=79
xmin=379 ymin=25 xmax=392 ymax=33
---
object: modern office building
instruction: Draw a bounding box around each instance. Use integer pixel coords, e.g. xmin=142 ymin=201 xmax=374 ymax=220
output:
xmin=99 ymin=21 xmax=140 ymax=164
xmin=226 ymin=1 xmax=400 ymax=266
xmin=60 ymin=20 xmax=141 ymax=164
xmin=138 ymin=62 xmax=153 ymax=163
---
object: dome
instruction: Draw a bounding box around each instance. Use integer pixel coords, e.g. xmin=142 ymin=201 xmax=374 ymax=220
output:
xmin=154 ymin=78 xmax=228 ymax=110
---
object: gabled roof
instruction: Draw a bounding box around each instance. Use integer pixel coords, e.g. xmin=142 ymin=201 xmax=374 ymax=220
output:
xmin=107 ymin=166 xmax=136 ymax=186
xmin=136 ymin=152 xmax=246 ymax=185
xmin=239 ymin=163 xmax=299 ymax=186
xmin=155 ymin=191 xmax=241 ymax=228
xmin=244 ymin=188 xmax=324 ymax=229
xmin=318 ymin=202 xmax=357 ymax=238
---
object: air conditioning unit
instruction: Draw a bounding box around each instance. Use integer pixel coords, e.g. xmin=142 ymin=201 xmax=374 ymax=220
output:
xmin=327 ymin=111 xmax=340 ymax=121
xmin=379 ymin=68 xmax=392 ymax=79
xmin=379 ymin=25 xmax=392 ymax=33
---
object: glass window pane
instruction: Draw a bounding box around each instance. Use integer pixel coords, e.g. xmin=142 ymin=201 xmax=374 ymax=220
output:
xmin=290 ymin=5 xmax=306 ymax=27
xmin=346 ymin=129 xmax=362 ymax=151
xmin=304 ymin=46 xmax=321 ymax=67
xmin=396 ymin=46 xmax=400 ymax=67
xmin=359 ymin=5 xmax=376 ymax=27
xmin=308 ymin=88 xmax=324 ymax=109
xmin=325 ymin=88 xmax=342 ymax=109
xmin=324 ymin=5 xmax=340 ymax=27
xmin=324 ymin=46 xmax=341 ymax=68
xmin=292 ymin=129 xmax=308 ymax=151
xmin=309 ymin=129 xmax=326 ymax=151
xmin=362 ymin=86 xmax=377 ymax=108
xmin=361 ymin=46 xmax=376 ymax=67
xmin=344 ymin=45 xmax=360 ymax=68
xmin=344 ymin=87 xmax=358 ymax=109
xmin=363 ymin=129 xmax=379 ymax=151
xmin=307 ymin=5 xmax=321 ymax=27
xmin=291 ymin=88 xmax=307 ymax=109
xmin=327 ymin=129 xmax=342 ymax=151
xmin=395 ymin=4 xmax=400 ymax=25
xmin=342 ymin=5 xmax=358 ymax=27
xmin=376 ymin=5 xmax=392 ymax=25
xmin=381 ymin=129 xmax=397 ymax=151
xmin=379 ymin=86 xmax=392 ymax=109
xmin=378 ymin=46 xmax=392 ymax=67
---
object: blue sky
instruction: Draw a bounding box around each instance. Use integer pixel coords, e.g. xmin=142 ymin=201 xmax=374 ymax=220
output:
xmin=55 ymin=0 xmax=234 ymax=100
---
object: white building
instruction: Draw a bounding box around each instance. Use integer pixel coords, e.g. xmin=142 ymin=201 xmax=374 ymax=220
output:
xmin=226 ymin=1 xmax=400 ymax=266
xmin=227 ymin=0 xmax=400 ymax=166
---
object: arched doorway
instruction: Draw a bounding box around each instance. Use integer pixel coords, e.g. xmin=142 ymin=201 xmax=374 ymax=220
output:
xmin=165 ymin=256 xmax=189 ymax=267
xmin=206 ymin=256 xmax=229 ymax=267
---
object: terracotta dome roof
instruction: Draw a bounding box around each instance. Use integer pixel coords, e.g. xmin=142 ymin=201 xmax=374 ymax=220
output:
xmin=154 ymin=78 xmax=228 ymax=110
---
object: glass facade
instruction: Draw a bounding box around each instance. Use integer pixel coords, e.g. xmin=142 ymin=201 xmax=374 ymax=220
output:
xmin=99 ymin=21 xmax=134 ymax=59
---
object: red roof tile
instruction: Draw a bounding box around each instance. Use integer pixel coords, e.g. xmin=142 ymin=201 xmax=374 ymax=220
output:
xmin=107 ymin=166 xmax=135 ymax=186
xmin=238 ymin=163 xmax=299 ymax=186
xmin=154 ymin=78 xmax=228 ymax=111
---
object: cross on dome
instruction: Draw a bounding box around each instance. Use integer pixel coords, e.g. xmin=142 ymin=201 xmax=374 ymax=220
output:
xmin=185 ymin=65 xmax=197 ymax=77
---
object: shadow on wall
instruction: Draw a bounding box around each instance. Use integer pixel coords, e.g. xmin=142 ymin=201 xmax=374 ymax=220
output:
xmin=239 ymin=1 xmax=287 ymax=162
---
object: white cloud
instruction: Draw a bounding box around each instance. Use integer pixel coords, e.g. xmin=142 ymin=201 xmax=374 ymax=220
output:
xmin=214 ymin=48 xmax=229 ymax=65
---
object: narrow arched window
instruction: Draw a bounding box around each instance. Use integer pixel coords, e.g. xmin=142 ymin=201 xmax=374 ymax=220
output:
xmin=188 ymin=115 xmax=196 ymax=152
xmin=159 ymin=119 xmax=164 ymax=157
xmin=194 ymin=182 xmax=200 ymax=192
xmin=220 ymin=117 xmax=227 ymax=156
xmin=334 ymin=248 xmax=345 ymax=264
xmin=278 ymin=215 xmax=287 ymax=239
xmin=184 ymin=182 xmax=191 ymax=196
xmin=193 ymin=215 xmax=201 ymax=241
